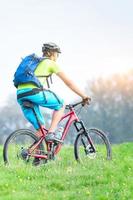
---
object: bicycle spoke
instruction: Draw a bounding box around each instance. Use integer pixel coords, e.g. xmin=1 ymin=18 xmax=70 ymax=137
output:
xmin=74 ymin=129 xmax=112 ymax=163
xmin=3 ymin=129 xmax=45 ymax=166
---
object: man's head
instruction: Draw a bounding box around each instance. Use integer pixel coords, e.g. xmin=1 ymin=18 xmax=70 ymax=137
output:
xmin=42 ymin=42 xmax=61 ymax=61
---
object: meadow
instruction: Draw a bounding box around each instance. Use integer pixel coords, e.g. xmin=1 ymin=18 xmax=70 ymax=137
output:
xmin=0 ymin=143 xmax=132 ymax=200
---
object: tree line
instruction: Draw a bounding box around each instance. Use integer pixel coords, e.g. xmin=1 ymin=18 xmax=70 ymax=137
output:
xmin=82 ymin=69 xmax=133 ymax=143
xmin=0 ymin=70 xmax=133 ymax=144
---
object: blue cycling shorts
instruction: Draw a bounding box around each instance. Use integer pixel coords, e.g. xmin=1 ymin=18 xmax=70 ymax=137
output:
xmin=17 ymin=88 xmax=64 ymax=129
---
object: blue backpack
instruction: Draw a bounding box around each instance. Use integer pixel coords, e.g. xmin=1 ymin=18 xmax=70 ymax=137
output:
xmin=13 ymin=53 xmax=51 ymax=88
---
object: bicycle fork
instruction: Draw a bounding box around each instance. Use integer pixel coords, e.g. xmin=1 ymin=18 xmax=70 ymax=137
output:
xmin=74 ymin=120 xmax=96 ymax=154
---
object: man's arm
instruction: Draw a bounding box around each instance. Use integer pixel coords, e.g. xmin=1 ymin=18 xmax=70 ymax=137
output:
xmin=56 ymin=71 xmax=91 ymax=103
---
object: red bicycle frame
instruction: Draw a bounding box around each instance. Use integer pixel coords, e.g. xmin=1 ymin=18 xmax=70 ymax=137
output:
xmin=54 ymin=107 xmax=79 ymax=154
xmin=29 ymin=106 xmax=80 ymax=159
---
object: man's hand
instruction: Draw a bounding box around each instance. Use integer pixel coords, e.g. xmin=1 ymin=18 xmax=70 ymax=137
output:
xmin=82 ymin=96 xmax=91 ymax=106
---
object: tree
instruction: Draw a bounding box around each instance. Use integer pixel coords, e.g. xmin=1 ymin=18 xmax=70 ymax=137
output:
xmin=81 ymin=70 xmax=133 ymax=143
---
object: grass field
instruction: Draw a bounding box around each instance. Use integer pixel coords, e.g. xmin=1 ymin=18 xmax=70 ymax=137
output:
xmin=0 ymin=142 xmax=132 ymax=200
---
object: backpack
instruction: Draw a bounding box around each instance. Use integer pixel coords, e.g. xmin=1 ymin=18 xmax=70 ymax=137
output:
xmin=13 ymin=53 xmax=52 ymax=88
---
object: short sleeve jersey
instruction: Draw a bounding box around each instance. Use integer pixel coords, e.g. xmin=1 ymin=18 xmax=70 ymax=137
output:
xmin=17 ymin=58 xmax=61 ymax=89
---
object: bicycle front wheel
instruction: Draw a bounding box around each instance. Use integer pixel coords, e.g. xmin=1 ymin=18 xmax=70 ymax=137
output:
xmin=3 ymin=129 xmax=44 ymax=166
xmin=74 ymin=128 xmax=112 ymax=162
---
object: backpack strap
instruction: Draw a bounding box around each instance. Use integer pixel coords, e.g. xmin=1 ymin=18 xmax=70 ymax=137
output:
xmin=36 ymin=74 xmax=53 ymax=88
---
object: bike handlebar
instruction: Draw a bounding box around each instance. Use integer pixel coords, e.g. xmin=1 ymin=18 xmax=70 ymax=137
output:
xmin=65 ymin=100 xmax=89 ymax=110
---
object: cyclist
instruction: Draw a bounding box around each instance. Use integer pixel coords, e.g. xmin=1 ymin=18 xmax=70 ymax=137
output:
xmin=17 ymin=42 xmax=91 ymax=142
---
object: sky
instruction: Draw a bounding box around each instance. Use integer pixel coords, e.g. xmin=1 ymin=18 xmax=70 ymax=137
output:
xmin=0 ymin=0 xmax=133 ymax=105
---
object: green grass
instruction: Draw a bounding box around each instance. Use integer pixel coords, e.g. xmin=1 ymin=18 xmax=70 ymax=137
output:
xmin=0 ymin=143 xmax=133 ymax=200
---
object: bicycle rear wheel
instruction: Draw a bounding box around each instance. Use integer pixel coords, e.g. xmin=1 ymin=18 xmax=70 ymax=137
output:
xmin=74 ymin=128 xmax=112 ymax=162
xmin=3 ymin=129 xmax=44 ymax=166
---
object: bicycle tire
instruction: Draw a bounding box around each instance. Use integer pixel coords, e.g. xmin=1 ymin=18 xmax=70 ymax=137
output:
xmin=74 ymin=128 xmax=112 ymax=162
xmin=3 ymin=129 xmax=44 ymax=165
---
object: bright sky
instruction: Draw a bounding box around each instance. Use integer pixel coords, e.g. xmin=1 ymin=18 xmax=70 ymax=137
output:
xmin=0 ymin=0 xmax=133 ymax=105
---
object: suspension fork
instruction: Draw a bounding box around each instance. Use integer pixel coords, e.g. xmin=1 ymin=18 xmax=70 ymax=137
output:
xmin=74 ymin=120 xmax=96 ymax=153
xmin=74 ymin=120 xmax=86 ymax=132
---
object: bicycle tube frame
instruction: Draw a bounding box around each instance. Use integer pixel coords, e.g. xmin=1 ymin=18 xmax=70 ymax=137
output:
xmin=29 ymin=109 xmax=79 ymax=159
xmin=52 ymin=109 xmax=79 ymax=154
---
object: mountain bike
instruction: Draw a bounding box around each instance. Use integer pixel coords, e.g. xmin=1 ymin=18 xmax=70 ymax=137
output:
xmin=3 ymin=100 xmax=112 ymax=166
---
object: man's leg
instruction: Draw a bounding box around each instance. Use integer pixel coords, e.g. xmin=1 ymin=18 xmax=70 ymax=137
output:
xmin=18 ymin=98 xmax=45 ymax=137
xmin=48 ymin=105 xmax=65 ymax=133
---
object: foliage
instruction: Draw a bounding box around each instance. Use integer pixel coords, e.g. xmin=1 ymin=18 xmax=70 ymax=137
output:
xmin=82 ymin=69 xmax=133 ymax=143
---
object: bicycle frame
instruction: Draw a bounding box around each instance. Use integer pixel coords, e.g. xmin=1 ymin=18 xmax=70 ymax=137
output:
xmin=29 ymin=106 xmax=82 ymax=160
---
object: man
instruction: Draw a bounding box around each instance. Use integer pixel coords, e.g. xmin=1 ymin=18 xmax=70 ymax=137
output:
xmin=17 ymin=42 xmax=91 ymax=142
